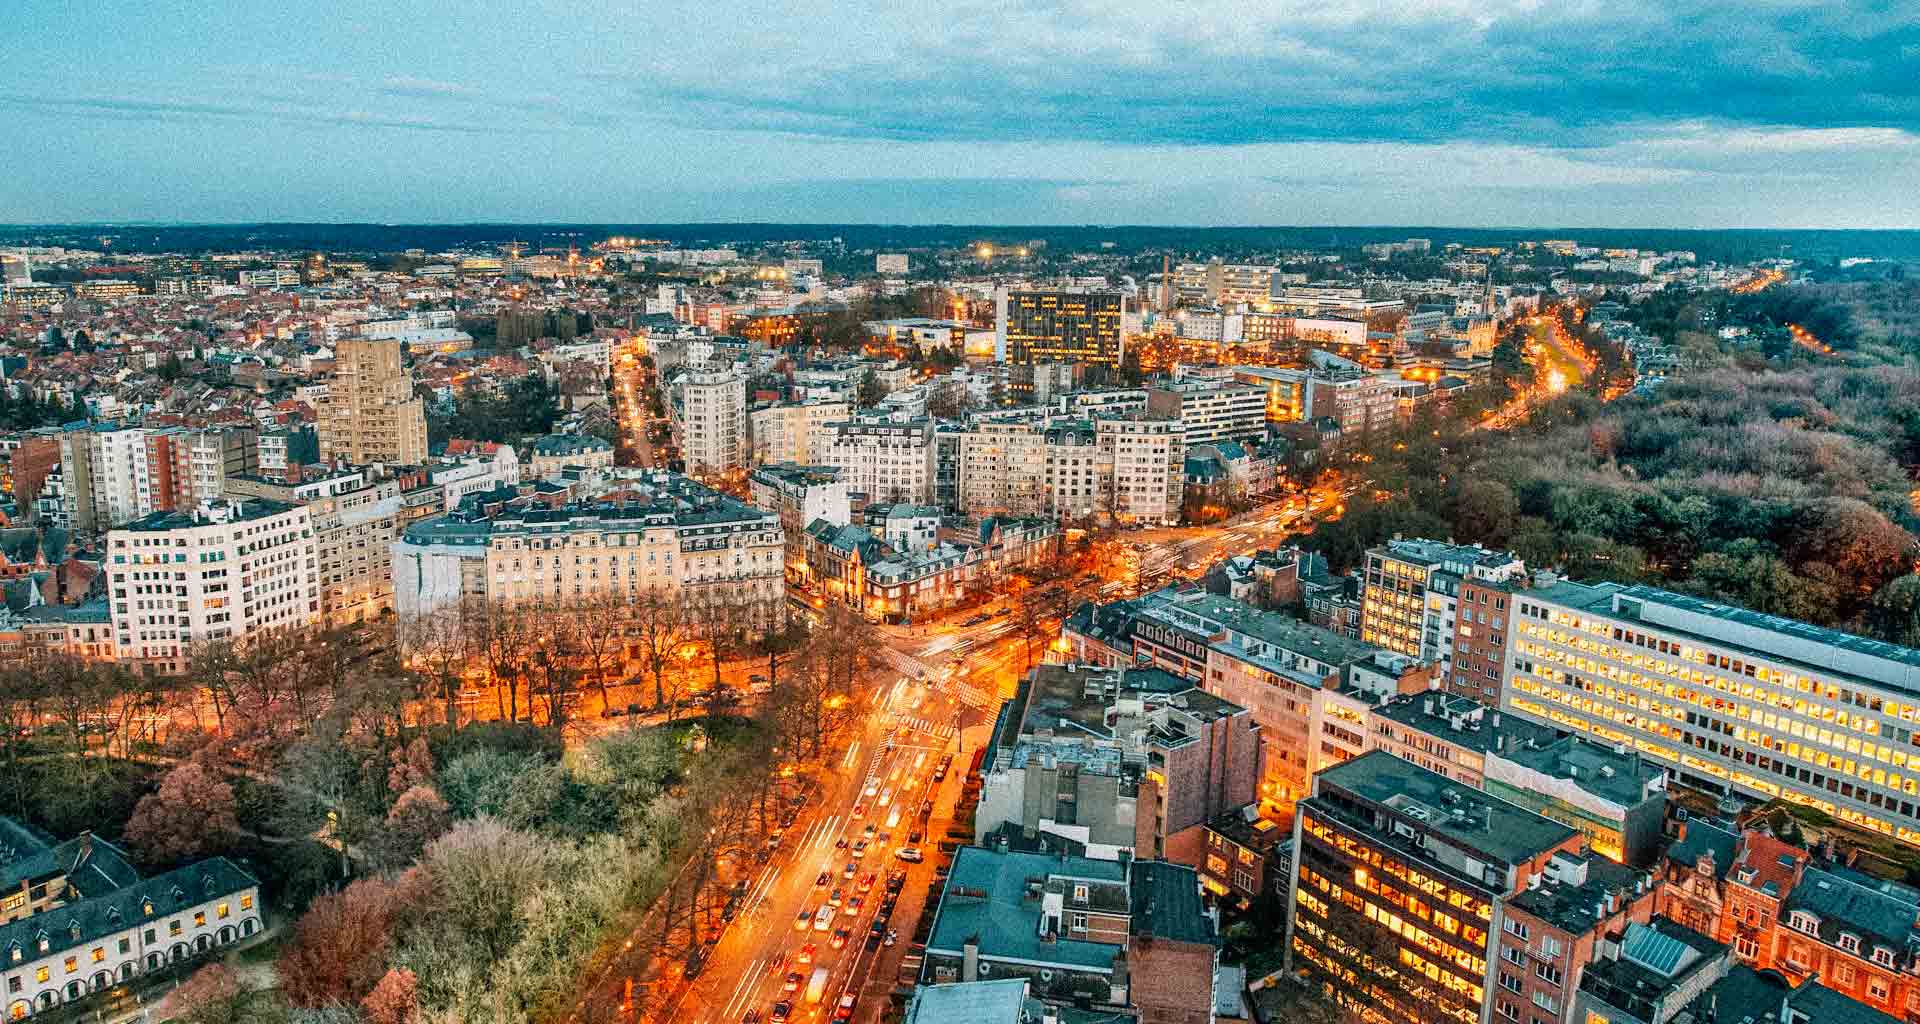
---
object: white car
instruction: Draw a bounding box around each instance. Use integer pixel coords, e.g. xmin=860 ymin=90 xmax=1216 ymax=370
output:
xmin=813 ymin=906 xmax=836 ymax=932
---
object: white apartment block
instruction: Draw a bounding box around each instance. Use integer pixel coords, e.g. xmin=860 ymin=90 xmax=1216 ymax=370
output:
xmin=674 ymin=367 xmax=748 ymax=476
xmin=1096 ymin=417 xmax=1184 ymax=525
xmin=392 ymin=473 xmax=783 ymax=629
xmin=107 ymin=500 xmax=320 ymax=673
xmin=1144 ymin=382 xmax=1267 ymax=445
xmin=955 ymin=420 xmax=1110 ymax=521
xmin=822 ymin=417 xmax=936 ymax=504
xmin=1506 ymin=581 xmax=1920 ymax=849
xmin=749 ymin=400 xmax=849 ymax=466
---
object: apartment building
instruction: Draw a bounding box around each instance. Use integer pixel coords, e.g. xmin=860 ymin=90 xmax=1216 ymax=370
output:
xmin=1506 ymin=580 xmax=1920 ymax=849
xmin=672 ymin=366 xmax=748 ymax=476
xmin=0 ymin=818 xmax=264 ymax=1021
xmin=749 ymin=463 xmax=848 ymax=573
xmin=802 ymin=513 xmax=1056 ymax=621
xmin=1144 ymin=382 xmax=1267 ymax=445
xmin=1065 ymin=588 xmax=1410 ymax=811
xmin=58 ymin=425 xmax=146 ymax=536
xmin=748 ymin=399 xmax=848 ymax=466
xmin=975 ymin=663 xmax=1261 ymax=864
xmin=1359 ymin=538 xmax=1525 ymax=682
xmin=221 ymin=471 xmax=402 ymax=625
xmin=107 ymin=499 xmax=320 ymax=674
xmin=822 ymin=416 xmax=937 ymax=504
xmin=1096 ymin=417 xmax=1184 ymax=525
xmin=391 ymin=472 xmax=783 ymax=630
xmin=141 ymin=428 xmax=256 ymax=512
xmin=1171 ymin=261 xmax=1276 ymax=306
xmin=526 ymin=433 xmax=614 ymax=481
xmin=1287 ymin=750 xmax=1588 ymax=1024
xmin=317 ymin=338 xmax=429 ymax=466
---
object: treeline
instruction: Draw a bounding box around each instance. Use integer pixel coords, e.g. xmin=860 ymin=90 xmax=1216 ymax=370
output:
xmin=1305 ymin=295 xmax=1920 ymax=645
xmin=425 ymin=374 xmax=559 ymax=447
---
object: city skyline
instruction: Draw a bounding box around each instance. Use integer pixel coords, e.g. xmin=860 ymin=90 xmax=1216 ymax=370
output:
xmin=7 ymin=0 xmax=1919 ymax=227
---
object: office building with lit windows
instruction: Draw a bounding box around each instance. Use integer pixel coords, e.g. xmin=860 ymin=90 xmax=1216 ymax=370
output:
xmin=993 ymin=288 xmax=1125 ymax=381
xmin=1505 ymin=580 xmax=1920 ymax=850
xmin=1287 ymin=750 xmax=1587 ymax=1024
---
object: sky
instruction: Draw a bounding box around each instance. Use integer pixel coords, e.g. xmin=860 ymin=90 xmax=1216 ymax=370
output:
xmin=5 ymin=0 xmax=1920 ymax=227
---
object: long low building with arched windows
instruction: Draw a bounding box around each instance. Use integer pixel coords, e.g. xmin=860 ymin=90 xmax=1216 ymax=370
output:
xmin=0 ymin=817 xmax=263 ymax=1020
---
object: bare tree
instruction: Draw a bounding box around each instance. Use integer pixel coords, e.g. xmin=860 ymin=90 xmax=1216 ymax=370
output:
xmin=629 ymin=590 xmax=691 ymax=713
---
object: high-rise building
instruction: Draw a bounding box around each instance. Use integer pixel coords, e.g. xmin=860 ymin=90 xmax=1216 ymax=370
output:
xmin=672 ymin=366 xmax=748 ymax=476
xmin=1506 ymin=580 xmax=1920 ymax=850
xmin=108 ymin=499 xmax=321 ymax=673
xmin=317 ymin=338 xmax=428 ymax=466
xmin=1359 ymin=538 xmax=1525 ymax=676
xmin=994 ymin=288 xmax=1125 ymax=381
xmin=1287 ymin=750 xmax=1589 ymax=1024
xmin=1095 ymin=417 xmax=1184 ymax=525
xmin=748 ymin=399 xmax=848 ymax=466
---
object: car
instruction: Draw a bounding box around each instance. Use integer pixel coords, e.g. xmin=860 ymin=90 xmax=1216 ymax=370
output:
xmin=830 ymin=927 xmax=850 ymax=950
xmin=862 ymin=823 xmax=877 ymax=839
xmin=857 ymin=872 xmax=876 ymax=892
xmin=895 ymin=847 xmax=924 ymax=862
xmin=908 ymin=831 xmax=924 ymax=844
xmin=885 ymin=871 xmax=906 ymax=892
xmin=828 ymin=888 xmax=844 ymax=907
xmin=851 ymin=802 xmax=866 ymax=819
xmin=742 ymin=1011 xmax=762 ymax=1024
xmin=842 ymin=861 xmax=857 ymax=879
xmin=784 ymin=971 xmax=804 ymax=993
xmin=796 ymin=942 xmax=815 ymax=965
xmin=832 ymin=994 xmax=857 ymax=1022
xmin=771 ymin=1001 xmax=792 ymax=1024
xmin=851 ymin=839 xmax=868 ymax=859
xmin=813 ymin=906 xmax=836 ymax=932
xmin=845 ymin=895 xmax=864 ymax=914
xmin=796 ymin=910 xmax=814 ymax=931
xmin=685 ymin=950 xmax=707 ymax=978
xmin=815 ymin=871 xmax=831 ymax=888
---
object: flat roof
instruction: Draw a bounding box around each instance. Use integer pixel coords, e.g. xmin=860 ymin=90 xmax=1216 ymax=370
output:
xmin=1314 ymin=750 xmax=1579 ymax=865
xmin=926 ymin=847 xmax=1129 ymax=971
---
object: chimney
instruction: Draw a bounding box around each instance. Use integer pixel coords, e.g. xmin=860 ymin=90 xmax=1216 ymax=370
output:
xmin=963 ymin=936 xmax=980 ymax=982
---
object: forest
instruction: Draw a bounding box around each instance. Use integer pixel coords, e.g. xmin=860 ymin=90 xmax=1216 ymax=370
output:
xmin=1305 ymin=280 xmax=1920 ymax=646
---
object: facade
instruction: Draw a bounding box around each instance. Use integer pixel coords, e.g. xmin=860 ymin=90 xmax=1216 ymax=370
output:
xmin=142 ymin=428 xmax=255 ymax=513
xmin=748 ymin=399 xmax=848 ymax=466
xmin=107 ymin=499 xmax=320 ymax=673
xmin=1507 ymin=580 xmax=1920 ymax=849
xmin=1287 ymin=751 xmax=1588 ymax=1024
xmin=802 ymin=514 xmax=1057 ymax=622
xmin=1360 ymin=538 xmax=1525 ymax=681
xmin=822 ymin=416 xmax=937 ymax=505
xmin=526 ymin=434 xmax=615 ymax=480
xmin=749 ymin=463 xmax=849 ymax=573
xmin=1199 ymin=807 xmax=1290 ymax=904
xmin=1096 ymin=417 xmax=1184 ymax=525
xmin=392 ymin=472 xmax=783 ymax=628
xmin=0 ymin=819 xmax=264 ymax=1021
xmin=1144 ymin=382 xmax=1267 ymax=445
xmin=995 ymin=289 xmax=1126 ymax=381
xmin=317 ymin=338 xmax=429 ymax=466
xmin=673 ymin=366 xmax=749 ymax=476
xmin=976 ymin=664 xmax=1261 ymax=864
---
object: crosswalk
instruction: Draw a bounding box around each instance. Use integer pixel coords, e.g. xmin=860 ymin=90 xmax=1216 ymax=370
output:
xmin=900 ymin=717 xmax=958 ymax=740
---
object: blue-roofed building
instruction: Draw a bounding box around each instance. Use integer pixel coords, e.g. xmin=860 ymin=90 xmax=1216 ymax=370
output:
xmin=920 ymin=846 xmax=1217 ymax=1020
xmin=0 ymin=817 xmax=263 ymax=1019
xmin=902 ymin=978 xmax=1042 ymax=1024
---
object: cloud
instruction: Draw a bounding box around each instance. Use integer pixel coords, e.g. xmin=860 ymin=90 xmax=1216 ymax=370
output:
xmin=0 ymin=94 xmax=496 ymax=134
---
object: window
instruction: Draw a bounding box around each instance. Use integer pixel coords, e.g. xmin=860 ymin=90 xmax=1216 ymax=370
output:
xmin=1530 ymin=991 xmax=1559 ymax=1015
xmin=118 ymin=938 xmax=130 ymax=955
xmin=1734 ymin=935 xmax=1758 ymax=960
xmin=1504 ymin=919 xmax=1529 ymax=940
xmin=1072 ymin=884 xmax=1088 ymax=903
xmin=217 ymin=902 xmax=230 ymax=920
xmin=1499 ymin=971 xmax=1522 ymax=994
xmin=34 ymin=968 xmax=47 ymax=984
xmin=169 ymin=921 xmax=181 ymax=937
xmin=1839 ymin=933 xmax=1861 ymax=954
xmin=90 ymin=948 xmax=103 ymax=964
xmin=1789 ymin=910 xmax=1818 ymax=934
xmin=1869 ymin=975 xmax=1891 ymax=1002
xmin=62 ymin=957 xmax=76 ymax=974
xmin=193 ymin=912 xmax=206 ymax=928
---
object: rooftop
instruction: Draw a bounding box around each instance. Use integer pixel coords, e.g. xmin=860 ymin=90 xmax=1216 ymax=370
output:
xmin=1313 ymin=750 xmax=1580 ymax=867
xmin=116 ymin=498 xmax=300 ymax=532
xmin=1129 ymin=860 xmax=1215 ymax=945
xmin=926 ymin=847 xmax=1129 ymax=972
xmin=903 ymin=979 xmax=1036 ymax=1024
